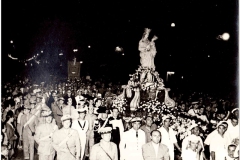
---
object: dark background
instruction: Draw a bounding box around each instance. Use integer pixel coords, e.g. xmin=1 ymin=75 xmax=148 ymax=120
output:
xmin=1 ymin=0 xmax=238 ymax=95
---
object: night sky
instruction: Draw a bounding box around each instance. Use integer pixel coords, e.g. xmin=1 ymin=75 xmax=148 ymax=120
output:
xmin=1 ymin=0 xmax=239 ymax=94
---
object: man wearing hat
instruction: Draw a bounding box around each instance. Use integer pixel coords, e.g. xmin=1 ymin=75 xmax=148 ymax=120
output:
xmin=225 ymin=115 xmax=239 ymax=143
xmin=38 ymin=107 xmax=56 ymax=125
xmin=71 ymin=108 xmax=88 ymax=160
xmin=120 ymin=117 xmax=146 ymax=160
xmin=52 ymin=115 xmax=81 ymax=160
xmin=182 ymin=123 xmax=205 ymax=160
xmin=158 ymin=116 xmax=181 ymax=160
xmin=204 ymin=121 xmax=230 ymax=160
xmin=19 ymin=105 xmax=38 ymax=160
xmin=76 ymin=95 xmax=85 ymax=109
xmin=90 ymin=127 xmax=118 ymax=160
xmin=31 ymin=96 xmax=50 ymax=125
xmin=231 ymin=108 xmax=239 ymax=119
xmin=94 ymin=107 xmax=112 ymax=144
xmin=75 ymin=90 xmax=83 ymax=105
xmin=34 ymin=110 xmax=58 ymax=160
xmin=52 ymin=96 xmax=64 ymax=129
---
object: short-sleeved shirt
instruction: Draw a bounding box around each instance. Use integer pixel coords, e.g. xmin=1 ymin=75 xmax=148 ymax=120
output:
xmin=158 ymin=126 xmax=177 ymax=151
xmin=209 ymin=133 xmax=229 ymax=160
xmin=226 ymin=119 xmax=239 ymax=141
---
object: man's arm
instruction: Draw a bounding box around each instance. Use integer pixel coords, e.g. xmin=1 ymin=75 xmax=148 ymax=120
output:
xmin=19 ymin=115 xmax=24 ymax=138
xmin=210 ymin=151 xmax=215 ymax=160
xmin=51 ymin=105 xmax=57 ymax=120
xmin=89 ymin=145 xmax=97 ymax=160
xmin=119 ymin=132 xmax=126 ymax=160
xmin=52 ymin=131 xmax=60 ymax=152
xmin=163 ymin=147 xmax=170 ymax=160
xmin=74 ymin=131 xmax=81 ymax=159
xmin=142 ymin=144 xmax=152 ymax=160
xmin=113 ymin=144 xmax=118 ymax=160
xmin=34 ymin=126 xmax=41 ymax=144
xmin=119 ymin=119 xmax=124 ymax=140
xmin=174 ymin=143 xmax=182 ymax=152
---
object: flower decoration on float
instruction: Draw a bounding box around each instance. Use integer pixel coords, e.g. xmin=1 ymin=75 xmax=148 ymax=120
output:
xmin=136 ymin=99 xmax=207 ymax=140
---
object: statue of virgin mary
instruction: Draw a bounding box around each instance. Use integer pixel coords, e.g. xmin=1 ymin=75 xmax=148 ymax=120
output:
xmin=139 ymin=28 xmax=158 ymax=71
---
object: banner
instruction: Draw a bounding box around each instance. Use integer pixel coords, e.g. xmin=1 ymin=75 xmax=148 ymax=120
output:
xmin=68 ymin=61 xmax=81 ymax=80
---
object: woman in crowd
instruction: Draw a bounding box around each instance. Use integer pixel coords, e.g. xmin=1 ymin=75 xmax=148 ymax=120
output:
xmin=5 ymin=111 xmax=18 ymax=159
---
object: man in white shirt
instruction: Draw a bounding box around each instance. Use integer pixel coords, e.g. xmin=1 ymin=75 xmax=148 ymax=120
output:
xmin=188 ymin=101 xmax=199 ymax=117
xmin=75 ymin=90 xmax=83 ymax=104
xmin=205 ymin=121 xmax=230 ymax=160
xmin=158 ymin=116 xmax=181 ymax=160
xmin=71 ymin=108 xmax=88 ymax=160
xmin=142 ymin=130 xmax=170 ymax=160
xmin=196 ymin=106 xmax=209 ymax=123
xmin=120 ymin=117 xmax=146 ymax=160
xmin=226 ymin=115 xmax=239 ymax=142
xmin=90 ymin=127 xmax=118 ymax=160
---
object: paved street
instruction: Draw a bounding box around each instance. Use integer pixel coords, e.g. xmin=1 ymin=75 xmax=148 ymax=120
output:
xmin=12 ymin=148 xmax=38 ymax=160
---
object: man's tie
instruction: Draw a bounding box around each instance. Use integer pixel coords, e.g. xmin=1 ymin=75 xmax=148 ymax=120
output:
xmin=136 ymin=131 xmax=138 ymax=138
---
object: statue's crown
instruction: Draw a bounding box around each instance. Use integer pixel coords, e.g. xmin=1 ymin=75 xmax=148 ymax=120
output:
xmin=144 ymin=28 xmax=151 ymax=34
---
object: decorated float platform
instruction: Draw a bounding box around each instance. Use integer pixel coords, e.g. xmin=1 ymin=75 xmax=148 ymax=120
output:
xmin=111 ymin=28 xmax=175 ymax=117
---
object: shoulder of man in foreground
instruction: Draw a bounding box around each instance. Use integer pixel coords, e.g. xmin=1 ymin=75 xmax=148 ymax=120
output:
xmin=143 ymin=142 xmax=169 ymax=150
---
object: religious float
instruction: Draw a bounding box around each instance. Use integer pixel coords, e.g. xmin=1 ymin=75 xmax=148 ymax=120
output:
xmin=114 ymin=28 xmax=175 ymax=115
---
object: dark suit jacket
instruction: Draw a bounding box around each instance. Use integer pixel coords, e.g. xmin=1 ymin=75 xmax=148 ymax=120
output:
xmin=5 ymin=123 xmax=17 ymax=145
xmin=52 ymin=102 xmax=63 ymax=129
xmin=142 ymin=142 xmax=170 ymax=160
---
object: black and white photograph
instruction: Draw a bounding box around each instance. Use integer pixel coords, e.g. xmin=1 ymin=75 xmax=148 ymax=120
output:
xmin=1 ymin=0 xmax=239 ymax=160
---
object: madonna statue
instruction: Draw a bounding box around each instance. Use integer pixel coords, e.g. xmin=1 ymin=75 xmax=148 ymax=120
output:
xmin=139 ymin=28 xmax=158 ymax=71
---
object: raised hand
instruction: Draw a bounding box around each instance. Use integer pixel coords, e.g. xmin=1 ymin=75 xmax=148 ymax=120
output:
xmin=151 ymin=35 xmax=158 ymax=42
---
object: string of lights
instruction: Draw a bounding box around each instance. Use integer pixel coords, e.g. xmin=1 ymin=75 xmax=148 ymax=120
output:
xmin=8 ymin=40 xmax=42 ymax=65
xmin=8 ymin=53 xmax=40 ymax=64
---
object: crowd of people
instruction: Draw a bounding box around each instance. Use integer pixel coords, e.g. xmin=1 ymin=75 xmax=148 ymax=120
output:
xmin=1 ymin=76 xmax=239 ymax=160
